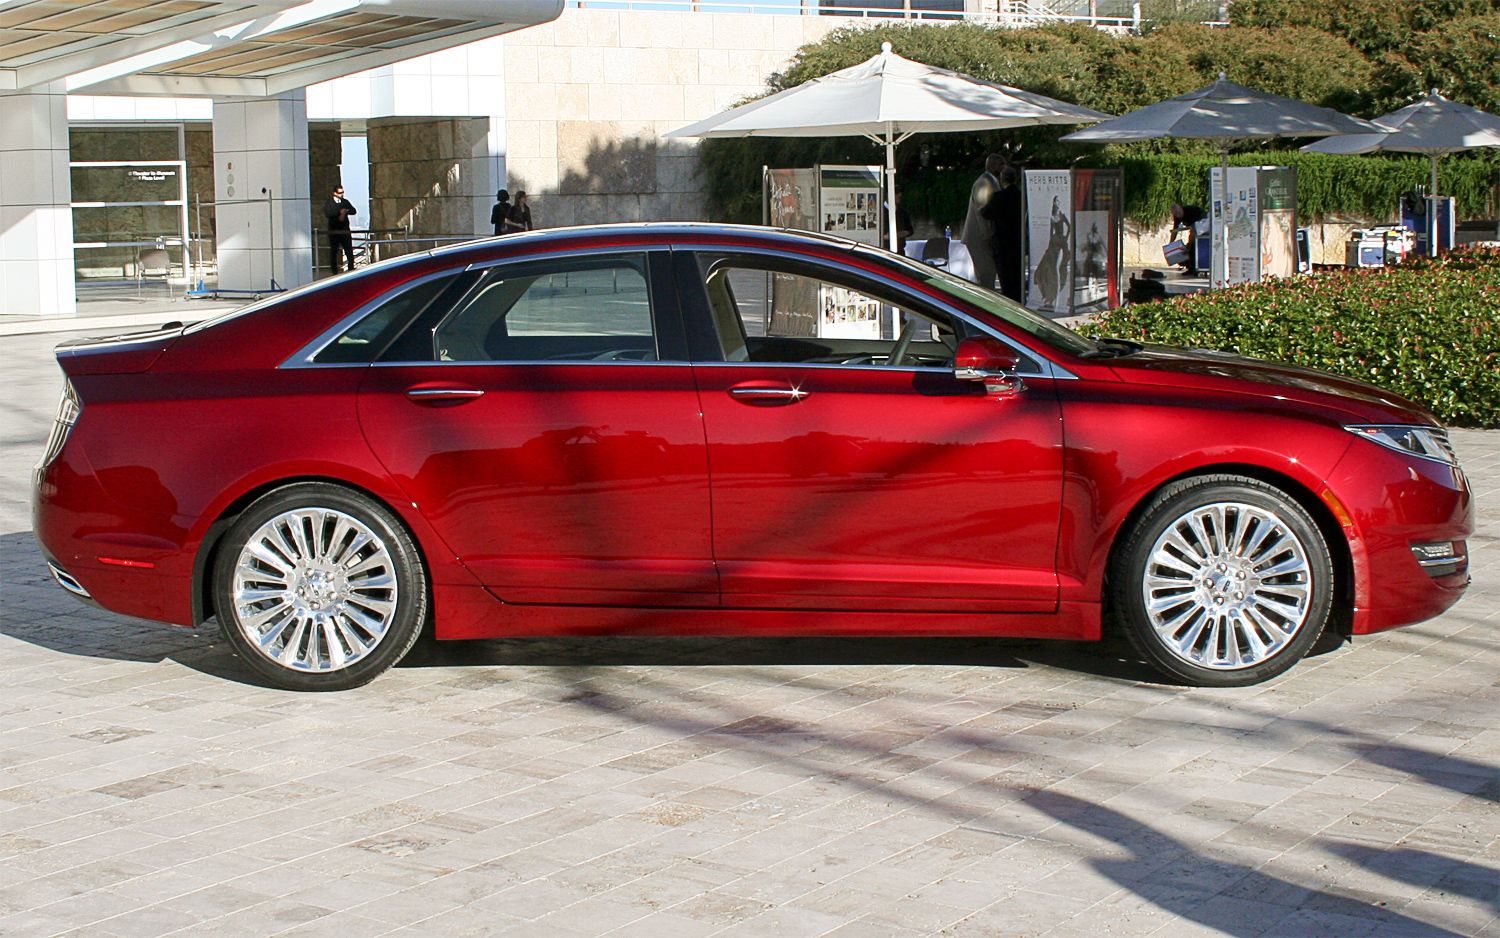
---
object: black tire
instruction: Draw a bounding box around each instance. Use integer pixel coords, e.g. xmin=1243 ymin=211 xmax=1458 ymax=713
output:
xmin=1109 ymin=474 xmax=1334 ymax=687
xmin=212 ymin=482 xmax=428 ymax=691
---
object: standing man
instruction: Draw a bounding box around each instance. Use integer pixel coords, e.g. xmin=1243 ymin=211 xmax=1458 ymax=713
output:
xmin=988 ymin=167 xmax=1025 ymax=302
xmin=961 ymin=154 xmax=1005 ymax=289
xmin=490 ymin=189 xmax=511 ymax=236
xmin=323 ymin=185 xmax=356 ymax=274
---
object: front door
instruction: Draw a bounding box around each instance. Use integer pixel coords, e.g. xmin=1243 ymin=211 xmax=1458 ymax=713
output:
xmin=681 ymin=252 xmax=1064 ymax=612
xmin=358 ymin=250 xmax=717 ymax=606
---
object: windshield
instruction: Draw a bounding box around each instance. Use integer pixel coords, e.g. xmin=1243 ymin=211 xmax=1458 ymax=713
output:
xmin=867 ymin=248 xmax=1099 ymax=357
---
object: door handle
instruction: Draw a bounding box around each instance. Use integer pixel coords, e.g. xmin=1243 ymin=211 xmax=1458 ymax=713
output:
xmin=405 ymin=387 xmax=485 ymax=403
xmin=728 ymin=384 xmax=808 ymax=406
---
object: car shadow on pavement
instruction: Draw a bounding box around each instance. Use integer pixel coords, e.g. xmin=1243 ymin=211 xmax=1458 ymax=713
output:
xmin=397 ymin=632 xmax=1169 ymax=684
xmin=0 ymin=529 xmax=1174 ymax=688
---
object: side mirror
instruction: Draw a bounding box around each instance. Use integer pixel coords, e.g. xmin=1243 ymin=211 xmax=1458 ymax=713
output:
xmin=953 ymin=336 xmax=1024 ymax=397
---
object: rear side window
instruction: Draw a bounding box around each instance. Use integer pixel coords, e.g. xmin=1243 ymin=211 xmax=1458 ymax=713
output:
xmin=312 ymin=274 xmax=459 ymax=364
xmin=390 ymin=254 xmax=657 ymax=363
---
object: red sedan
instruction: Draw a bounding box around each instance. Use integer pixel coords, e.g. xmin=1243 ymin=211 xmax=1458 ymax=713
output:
xmin=33 ymin=225 xmax=1473 ymax=690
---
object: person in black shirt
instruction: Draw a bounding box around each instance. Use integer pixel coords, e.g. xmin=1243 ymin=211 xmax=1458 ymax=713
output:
xmin=1171 ymin=202 xmax=1207 ymax=275
xmin=505 ymin=190 xmax=533 ymax=233
xmin=490 ymin=189 xmax=511 ymax=236
xmin=323 ymin=186 xmax=356 ymax=274
xmin=987 ymin=167 xmax=1025 ymax=302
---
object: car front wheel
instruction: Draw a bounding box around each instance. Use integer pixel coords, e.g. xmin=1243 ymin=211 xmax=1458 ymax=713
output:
xmin=212 ymin=483 xmax=428 ymax=691
xmin=1111 ymin=475 xmax=1335 ymax=687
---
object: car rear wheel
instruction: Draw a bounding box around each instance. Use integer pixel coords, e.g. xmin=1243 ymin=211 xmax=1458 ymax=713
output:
xmin=212 ymin=483 xmax=427 ymax=691
xmin=1110 ymin=475 xmax=1334 ymax=687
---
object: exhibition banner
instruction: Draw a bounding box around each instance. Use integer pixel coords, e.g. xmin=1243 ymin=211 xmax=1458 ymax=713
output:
xmin=1025 ymin=170 xmax=1072 ymax=314
xmin=818 ymin=165 xmax=882 ymax=247
xmin=1210 ymin=166 xmax=1299 ymax=286
xmin=1070 ymin=169 xmax=1122 ymax=312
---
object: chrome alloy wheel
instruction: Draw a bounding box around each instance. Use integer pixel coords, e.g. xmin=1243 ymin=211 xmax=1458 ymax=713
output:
xmin=1140 ymin=501 xmax=1314 ymax=670
xmin=230 ymin=508 xmax=398 ymax=672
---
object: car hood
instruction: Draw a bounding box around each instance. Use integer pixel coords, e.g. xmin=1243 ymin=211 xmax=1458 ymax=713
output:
xmin=1107 ymin=346 xmax=1439 ymax=425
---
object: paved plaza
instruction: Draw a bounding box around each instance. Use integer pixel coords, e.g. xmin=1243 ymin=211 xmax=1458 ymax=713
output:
xmin=0 ymin=329 xmax=1495 ymax=937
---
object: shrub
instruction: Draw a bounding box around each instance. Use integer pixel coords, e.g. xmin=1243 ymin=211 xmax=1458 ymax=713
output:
xmin=1078 ymin=247 xmax=1500 ymax=427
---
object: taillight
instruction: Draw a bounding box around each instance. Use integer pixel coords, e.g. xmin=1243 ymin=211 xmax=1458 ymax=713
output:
xmin=38 ymin=380 xmax=81 ymax=470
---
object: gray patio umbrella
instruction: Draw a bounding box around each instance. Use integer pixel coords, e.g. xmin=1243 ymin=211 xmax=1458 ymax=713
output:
xmin=1062 ymin=74 xmax=1384 ymax=285
xmin=667 ymin=42 xmax=1109 ymax=253
xmin=1301 ymin=90 xmax=1500 ymax=195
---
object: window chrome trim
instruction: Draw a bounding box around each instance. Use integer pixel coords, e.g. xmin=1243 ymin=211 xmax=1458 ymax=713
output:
xmin=669 ymin=242 xmax=1076 ymax=381
xmin=281 ymin=245 xmax=674 ymax=370
xmin=367 ymin=359 xmax=691 ymax=369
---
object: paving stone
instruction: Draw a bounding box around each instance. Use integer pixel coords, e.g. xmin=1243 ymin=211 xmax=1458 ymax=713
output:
xmin=0 ymin=330 xmax=1495 ymax=935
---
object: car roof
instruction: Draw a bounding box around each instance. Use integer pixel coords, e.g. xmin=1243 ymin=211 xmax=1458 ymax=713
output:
xmin=427 ymin=222 xmax=866 ymax=261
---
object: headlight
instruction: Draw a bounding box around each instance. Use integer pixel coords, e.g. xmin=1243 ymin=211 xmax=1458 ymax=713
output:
xmin=1345 ymin=425 xmax=1459 ymax=466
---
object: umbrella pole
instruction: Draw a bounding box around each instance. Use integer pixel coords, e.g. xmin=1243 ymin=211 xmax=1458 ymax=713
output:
xmin=885 ymin=126 xmax=899 ymax=254
xmin=1219 ymin=146 xmax=1231 ymax=288
xmin=1430 ymin=153 xmax=1439 ymax=196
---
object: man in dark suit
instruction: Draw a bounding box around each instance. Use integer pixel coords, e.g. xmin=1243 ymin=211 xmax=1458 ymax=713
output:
xmin=987 ymin=166 xmax=1025 ymax=302
xmin=323 ymin=186 xmax=356 ymax=274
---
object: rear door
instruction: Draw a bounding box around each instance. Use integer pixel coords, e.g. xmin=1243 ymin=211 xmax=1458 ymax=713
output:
xmin=356 ymin=248 xmax=718 ymax=606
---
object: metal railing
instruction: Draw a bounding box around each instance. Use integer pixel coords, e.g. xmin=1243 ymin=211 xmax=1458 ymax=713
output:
xmin=566 ymin=0 xmax=1147 ymax=28
xmin=313 ymin=228 xmax=479 ymax=272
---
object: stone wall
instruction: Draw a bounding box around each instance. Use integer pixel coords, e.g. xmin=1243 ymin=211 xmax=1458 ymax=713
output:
xmin=367 ymin=116 xmax=492 ymax=251
xmin=500 ymin=9 xmax=845 ymax=229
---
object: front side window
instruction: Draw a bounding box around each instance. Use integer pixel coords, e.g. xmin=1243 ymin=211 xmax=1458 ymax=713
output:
xmin=695 ymin=253 xmax=987 ymax=370
xmin=430 ymin=255 xmax=655 ymax=363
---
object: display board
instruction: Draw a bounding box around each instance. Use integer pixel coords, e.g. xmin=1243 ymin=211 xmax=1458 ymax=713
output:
xmin=765 ymin=167 xmax=817 ymax=234
xmin=1024 ymin=168 xmax=1123 ymax=315
xmin=1210 ymin=166 xmax=1298 ymax=287
xmin=1070 ymin=169 xmax=1123 ymax=313
xmin=763 ymin=164 xmax=884 ymax=339
xmin=817 ymin=165 xmax=882 ymax=247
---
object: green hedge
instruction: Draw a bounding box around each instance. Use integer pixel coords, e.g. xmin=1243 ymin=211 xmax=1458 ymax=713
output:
xmin=887 ymin=151 xmax=1499 ymax=229
xmin=1078 ymin=247 xmax=1500 ymax=427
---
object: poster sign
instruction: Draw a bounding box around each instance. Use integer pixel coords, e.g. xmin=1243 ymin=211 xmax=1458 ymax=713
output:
xmin=1210 ymin=166 xmax=1298 ymax=286
xmin=765 ymin=168 xmax=817 ymax=233
xmin=1070 ymin=169 xmax=1122 ymax=313
xmin=768 ymin=271 xmax=818 ymax=338
xmin=1025 ymin=170 xmax=1073 ymax=314
xmin=818 ymin=165 xmax=883 ymax=337
xmin=818 ymin=165 xmax=882 ymax=247
xmin=1259 ymin=168 xmax=1297 ymax=280
xmin=819 ymin=284 xmax=882 ymax=338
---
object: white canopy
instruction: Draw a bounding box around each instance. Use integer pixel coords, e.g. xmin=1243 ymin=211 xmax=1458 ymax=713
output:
xmin=667 ymin=42 xmax=1109 ymax=252
xmin=1302 ymin=91 xmax=1500 ymax=194
xmin=667 ymin=42 xmax=1108 ymax=141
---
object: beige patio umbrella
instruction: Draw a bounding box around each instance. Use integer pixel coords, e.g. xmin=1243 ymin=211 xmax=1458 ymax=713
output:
xmin=666 ymin=42 xmax=1110 ymax=253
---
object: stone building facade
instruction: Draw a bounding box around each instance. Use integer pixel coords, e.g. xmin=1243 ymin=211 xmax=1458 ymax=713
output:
xmin=497 ymin=10 xmax=842 ymax=229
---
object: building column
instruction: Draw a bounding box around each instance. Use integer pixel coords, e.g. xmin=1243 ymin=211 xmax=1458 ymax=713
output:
xmin=212 ymin=91 xmax=312 ymax=291
xmin=0 ymin=83 xmax=75 ymax=318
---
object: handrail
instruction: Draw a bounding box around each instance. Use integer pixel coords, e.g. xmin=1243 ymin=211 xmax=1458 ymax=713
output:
xmin=565 ymin=0 xmax=1146 ymax=27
